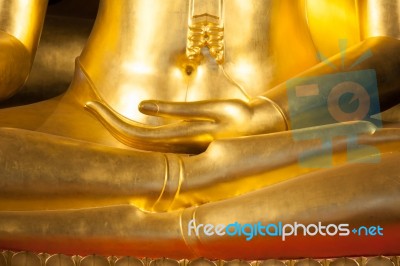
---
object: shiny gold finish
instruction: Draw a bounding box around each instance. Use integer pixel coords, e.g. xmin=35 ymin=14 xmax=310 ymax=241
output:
xmin=0 ymin=0 xmax=47 ymax=100
xmin=187 ymin=20 xmax=224 ymax=64
xmin=0 ymin=252 xmax=399 ymax=266
xmin=0 ymin=0 xmax=47 ymax=54
xmin=0 ymin=0 xmax=400 ymax=259
xmin=186 ymin=0 xmax=225 ymax=64
xmin=77 ymin=0 xmax=320 ymax=125
xmin=1 ymin=146 xmax=400 ymax=257
xmin=84 ymin=36 xmax=400 ymax=153
xmin=24 ymin=15 xmax=95 ymax=104
xmin=0 ymin=121 xmax=392 ymax=212
xmin=0 ymin=31 xmax=30 ymax=101
xmin=360 ymin=0 xmax=400 ymax=40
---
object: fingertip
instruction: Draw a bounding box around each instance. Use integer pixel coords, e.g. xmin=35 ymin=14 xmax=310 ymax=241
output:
xmin=139 ymin=101 xmax=159 ymax=114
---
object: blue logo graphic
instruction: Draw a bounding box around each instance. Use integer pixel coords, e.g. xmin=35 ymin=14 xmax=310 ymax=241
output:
xmin=286 ymin=40 xmax=382 ymax=167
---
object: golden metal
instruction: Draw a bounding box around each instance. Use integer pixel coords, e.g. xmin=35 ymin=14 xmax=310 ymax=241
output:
xmin=186 ymin=0 xmax=225 ymax=64
xmin=0 ymin=0 xmax=399 ymax=260
xmin=0 ymin=0 xmax=47 ymax=101
xmin=1 ymin=252 xmax=399 ymax=266
xmin=359 ymin=0 xmax=400 ymax=40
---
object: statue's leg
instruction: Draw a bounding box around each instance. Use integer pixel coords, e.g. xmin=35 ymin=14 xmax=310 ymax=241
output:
xmin=1 ymin=122 xmax=400 ymax=211
xmin=0 ymin=204 xmax=193 ymax=258
xmin=0 ymin=127 xmax=169 ymax=211
xmin=183 ymin=151 xmax=400 ymax=259
xmin=0 ymin=151 xmax=398 ymax=259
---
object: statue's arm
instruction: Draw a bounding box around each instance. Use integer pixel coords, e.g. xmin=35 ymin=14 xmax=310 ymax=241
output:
xmin=86 ymin=35 xmax=400 ymax=153
xmin=258 ymin=36 xmax=400 ymax=130
xmin=1 ymin=120 xmax=399 ymax=212
xmin=359 ymin=0 xmax=400 ymax=41
xmin=1 ymin=149 xmax=399 ymax=258
xmin=0 ymin=0 xmax=48 ymax=101
xmin=259 ymin=0 xmax=400 ymax=129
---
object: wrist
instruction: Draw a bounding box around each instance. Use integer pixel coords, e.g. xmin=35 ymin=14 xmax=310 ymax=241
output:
xmin=249 ymin=96 xmax=289 ymax=134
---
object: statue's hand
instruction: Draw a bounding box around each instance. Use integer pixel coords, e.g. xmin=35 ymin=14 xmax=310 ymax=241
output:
xmin=86 ymin=98 xmax=286 ymax=153
xmin=139 ymin=98 xmax=287 ymax=152
xmin=139 ymin=99 xmax=253 ymax=148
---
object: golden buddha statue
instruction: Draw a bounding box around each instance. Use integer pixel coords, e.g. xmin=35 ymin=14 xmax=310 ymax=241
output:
xmin=0 ymin=0 xmax=400 ymax=260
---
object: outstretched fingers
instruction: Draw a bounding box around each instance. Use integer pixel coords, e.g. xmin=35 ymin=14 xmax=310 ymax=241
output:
xmin=139 ymin=100 xmax=226 ymax=121
xmin=85 ymin=101 xmax=216 ymax=152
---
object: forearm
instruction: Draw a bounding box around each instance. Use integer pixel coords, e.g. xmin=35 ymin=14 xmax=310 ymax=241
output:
xmin=179 ymin=122 xmax=400 ymax=209
xmin=0 ymin=128 xmax=168 ymax=211
xmin=0 ymin=0 xmax=48 ymax=100
xmin=255 ymin=36 xmax=400 ymax=129
xmin=259 ymin=0 xmax=400 ymax=128
xmin=359 ymin=0 xmax=400 ymax=40
xmin=2 ymin=148 xmax=399 ymax=259
xmin=0 ymin=0 xmax=48 ymax=55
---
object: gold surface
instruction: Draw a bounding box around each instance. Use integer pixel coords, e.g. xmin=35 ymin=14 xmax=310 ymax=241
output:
xmin=0 ymin=0 xmax=47 ymax=100
xmin=0 ymin=0 xmax=399 ymax=259
xmin=1 ymin=252 xmax=399 ymax=266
